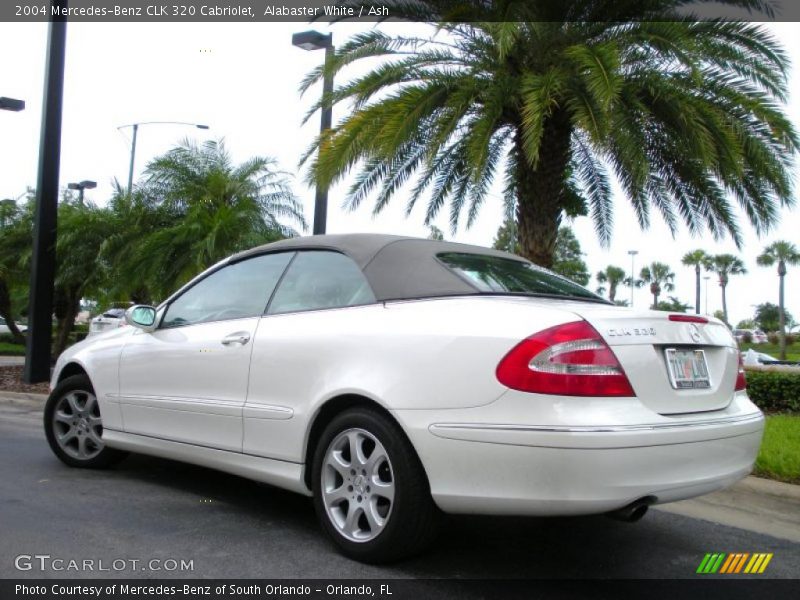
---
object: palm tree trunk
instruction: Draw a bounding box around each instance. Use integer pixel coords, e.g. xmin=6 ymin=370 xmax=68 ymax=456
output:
xmin=514 ymin=113 xmax=572 ymax=268
xmin=53 ymin=286 xmax=80 ymax=359
xmin=695 ymin=264 xmax=701 ymax=314
xmin=721 ymin=284 xmax=728 ymax=325
xmin=609 ymin=283 xmax=616 ymax=303
xmin=779 ymin=270 xmax=786 ymax=360
xmin=0 ymin=278 xmax=25 ymax=344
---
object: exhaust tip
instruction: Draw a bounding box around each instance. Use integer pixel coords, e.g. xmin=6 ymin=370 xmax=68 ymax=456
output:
xmin=606 ymin=496 xmax=655 ymax=523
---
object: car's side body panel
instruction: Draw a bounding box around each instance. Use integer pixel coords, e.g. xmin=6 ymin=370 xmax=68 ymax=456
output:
xmin=115 ymin=317 xmax=261 ymax=452
xmin=242 ymin=298 xmax=576 ymax=462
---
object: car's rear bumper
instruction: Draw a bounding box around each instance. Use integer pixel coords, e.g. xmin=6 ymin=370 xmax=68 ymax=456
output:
xmin=394 ymin=391 xmax=764 ymax=516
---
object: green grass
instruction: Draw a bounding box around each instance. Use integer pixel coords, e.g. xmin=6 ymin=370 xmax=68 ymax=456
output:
xmin=739 ymin=342 xmax=800 ymax=362
xmin=0 ymin=342 xmax=25 ymax=356
xmin=755 ymin=415 xmax=800 ymax=484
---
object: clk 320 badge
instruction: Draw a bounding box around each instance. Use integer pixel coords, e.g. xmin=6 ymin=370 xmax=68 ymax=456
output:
xmin=607 ymin=327 xmax=657 ymax=337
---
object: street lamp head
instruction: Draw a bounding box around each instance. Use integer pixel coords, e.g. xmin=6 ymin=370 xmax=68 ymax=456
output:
xmin=292 ymin=30 xmax=333 ymax=51
xmin=68 ymin=180 xmax=97 ymax=191
xmin=0 ymin=97 xmax=25 ymax=112
xmin=195 ymin=124 xmax=209 ymax=130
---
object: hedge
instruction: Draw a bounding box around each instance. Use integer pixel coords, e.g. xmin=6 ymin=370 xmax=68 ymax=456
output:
xmin=744 ymin=368 xmax=800 ymax=413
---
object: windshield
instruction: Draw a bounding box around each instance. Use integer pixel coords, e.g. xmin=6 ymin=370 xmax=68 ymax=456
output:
xmin=438 ymin=252 xmax=605 ymax=302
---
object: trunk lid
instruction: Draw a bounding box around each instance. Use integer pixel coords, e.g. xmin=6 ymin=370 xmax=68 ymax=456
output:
xmin=561 ymin=302 xmax=738 ymax=414
xmin=490 ymin=297 xmax=739 ymax=415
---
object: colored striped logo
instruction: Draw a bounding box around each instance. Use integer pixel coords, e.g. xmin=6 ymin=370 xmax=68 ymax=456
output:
xmin=696 ymin=553 xmax=773 ymax=574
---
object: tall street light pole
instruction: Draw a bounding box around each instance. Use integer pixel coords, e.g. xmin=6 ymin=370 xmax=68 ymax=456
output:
xmin=627 ymin=250 xmax=638 ymax=308
xmin=703 ymin=275 xmax=711 ymax=315
xmin=24 ymin=0 xmax=67 ymax=383
xmin=67 ymin=180 xmax=96 ymax=203
xmin=292 ymin=30 xmax=334 ymax=235
xmin=119 ymin=121 xmax=209 ymax=192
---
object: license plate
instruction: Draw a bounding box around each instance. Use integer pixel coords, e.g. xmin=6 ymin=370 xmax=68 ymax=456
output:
xmin=665 ymin=348 xmax=711 ymax=389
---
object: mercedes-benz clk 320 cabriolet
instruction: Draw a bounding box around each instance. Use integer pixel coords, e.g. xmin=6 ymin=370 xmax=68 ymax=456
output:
xmin=45 ymin=234 xmax=764 ymax=562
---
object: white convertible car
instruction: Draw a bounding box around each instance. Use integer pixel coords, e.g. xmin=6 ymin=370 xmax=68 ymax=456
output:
xmin=45 ymin=234 xmax=764 ymax=562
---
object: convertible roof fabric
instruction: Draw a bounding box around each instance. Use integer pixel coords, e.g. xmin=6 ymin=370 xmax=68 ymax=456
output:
xmin=231 ymin=234 xmax=524 ymax=302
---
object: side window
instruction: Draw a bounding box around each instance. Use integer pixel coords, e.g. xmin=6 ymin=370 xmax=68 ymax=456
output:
xmin=162 ymin=252 xmax=294 ymax=328
xmin=268 ymin=251 xmax=376 ymax=314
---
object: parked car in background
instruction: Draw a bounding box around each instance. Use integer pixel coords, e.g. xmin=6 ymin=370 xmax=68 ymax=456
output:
xmin=733 ymin=329 xmax=768 ymax=344
xmin=44 ymin=234 xmax=764 ymax=562
xmin=742 ymin=349 xmax=800 ymax=367
xmin=87 ymin=308 xmax=128 ymax=337
xmin=0 ymin=317 xmax=27 ymax=336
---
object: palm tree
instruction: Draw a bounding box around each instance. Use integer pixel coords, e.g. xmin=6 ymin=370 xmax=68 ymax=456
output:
xmin=708 ymin=254 xmax=747 ymax=325
xmin=0 ymin=197 xmax=33 ymax=344
xmin=639 ymin=262 xmax=675 ymax=309
xmin=681 ymin=250 xmax=711 ymax=315
xmin=136 ymin=139 xmax=306 ymax=298
xmin=596 ymin=265 xmax=626 ymax=302
xmin=300 ymin=2 xmax=797 ymax=268
xmin=757 ymin=241 xmax=800 ymax=359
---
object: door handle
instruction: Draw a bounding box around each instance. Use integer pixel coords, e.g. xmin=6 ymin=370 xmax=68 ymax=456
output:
xmin=221 ymin=332 xmax=250 ymax=346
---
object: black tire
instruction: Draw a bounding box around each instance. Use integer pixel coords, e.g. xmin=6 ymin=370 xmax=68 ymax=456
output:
xmin=312 ymin=407 xmax=440 ymax=563
xmin=44 ymin=374 xmax=127 ymax=469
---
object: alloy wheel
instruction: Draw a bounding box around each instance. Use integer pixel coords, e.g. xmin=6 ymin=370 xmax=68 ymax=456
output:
xmin=51 ymin=390 xmax=104 ymax=460
xmin=321 ymin=428 xmax=395 ymax=542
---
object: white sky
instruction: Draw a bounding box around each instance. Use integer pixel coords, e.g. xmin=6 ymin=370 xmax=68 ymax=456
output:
xmin=0 ymin=21 xmax=798 ymax=326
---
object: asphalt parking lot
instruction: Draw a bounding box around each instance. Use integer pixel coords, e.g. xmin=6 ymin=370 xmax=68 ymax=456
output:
xmin=0 ymin=398 xmax=798 ymax=581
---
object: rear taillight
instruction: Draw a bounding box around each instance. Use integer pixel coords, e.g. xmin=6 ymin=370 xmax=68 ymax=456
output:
xmin=735 ymin=354 xmax=747 ymax=391
xmin=496 ymin=320 xmax=635 ymax=397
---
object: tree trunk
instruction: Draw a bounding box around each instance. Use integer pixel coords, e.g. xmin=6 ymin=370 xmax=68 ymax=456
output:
xmin=53 ymin=287 xmax=80 ymax=359
xmin=779 ymin=266 xmax=786 ymax=360
xmin=721 ymin=284 xmax=728 ymax=325
xmin=695 ymin=264 xmax=701 ymax=315
xmin=609 ymin=283 xmax=616 ymax=303
xmin=514 ymin=112 xmax=572 ymax=268
xmin=0 ymin=278 xmax=25 ymax=344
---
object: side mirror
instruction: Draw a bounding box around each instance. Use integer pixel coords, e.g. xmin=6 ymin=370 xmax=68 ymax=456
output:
xmin=125 ymin=305 xmax=158 ymax=332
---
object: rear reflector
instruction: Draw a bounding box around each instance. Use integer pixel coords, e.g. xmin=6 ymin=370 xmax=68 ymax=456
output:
xmin=735 ymin=354 xmax=747 ymax=391
xmin=668 ymin=314 xmax=709 ymax=323
xmin=496 ymin=320 xmax=636 ymax=397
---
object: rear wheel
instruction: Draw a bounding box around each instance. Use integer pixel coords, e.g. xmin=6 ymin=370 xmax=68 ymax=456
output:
xmin=44 ymin=374 xmax=127 ymax=469
xmin=312 ymin=407 xmax=439 ymax=563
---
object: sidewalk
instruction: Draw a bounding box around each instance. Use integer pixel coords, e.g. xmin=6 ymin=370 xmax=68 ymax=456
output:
xmin=656 ymin=475 xmax=800 ymax=543
xmin=1 ymin=390 xmax=798 ymax=543
xmin=0 ymin=356 xmax=25 ymax=367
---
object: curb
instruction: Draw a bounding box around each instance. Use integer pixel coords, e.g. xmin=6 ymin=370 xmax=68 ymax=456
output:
xmin=742 ymin=475 xmax=800 ymax=501
xmin=0 ymin=390 xmax=48 ymax=407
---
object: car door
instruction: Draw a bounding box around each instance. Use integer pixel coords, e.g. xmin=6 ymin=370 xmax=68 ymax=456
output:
xmin=118 ymin=252 xmax=294 ymax=451
xmin=243 ymin=250 xmax=378 ymax=460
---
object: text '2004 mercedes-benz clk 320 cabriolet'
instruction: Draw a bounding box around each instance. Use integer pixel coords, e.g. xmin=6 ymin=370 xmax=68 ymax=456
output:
xmin=44 ymin=234 xmax=763 ymax=562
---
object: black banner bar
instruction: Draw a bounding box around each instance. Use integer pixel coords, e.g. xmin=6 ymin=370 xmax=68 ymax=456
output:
xmin=3 ymin=0 xmax=800 ymax=23
xmin=3 ymin=579 xmax=800 ymax=600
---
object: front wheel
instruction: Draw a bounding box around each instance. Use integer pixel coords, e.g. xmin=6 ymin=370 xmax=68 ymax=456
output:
xmin=312 ymin=407 xmax=440 ymax=563
xmin=44 ymin=374 xmax=127 ymax=469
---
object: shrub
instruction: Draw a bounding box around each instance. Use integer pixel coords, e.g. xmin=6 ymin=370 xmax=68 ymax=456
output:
xmin=745 ymin=368 xmax=800 ymax=413
xmin=767 ymin=332 xmax=780 ymax=345
xmin=786 ymin=333 xmax=797 ymax=346
xmin=742 ymin=331 xmax=753 ymax=344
